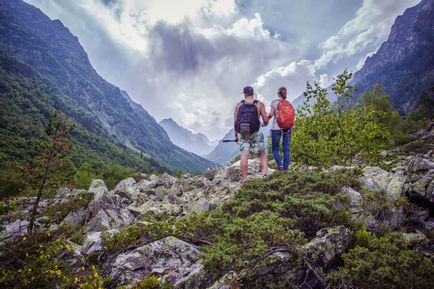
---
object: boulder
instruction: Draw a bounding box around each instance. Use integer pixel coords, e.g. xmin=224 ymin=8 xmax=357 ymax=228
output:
xmin=62 ymin=207 xmax=87 ymax=227
xmin=88 ymin=179 xmax=110 ymax=201
xmin=361 ymin=166 xmax=406 ymax=201
xmin=113 ymin=177 xmax=138 ymax=199
xmin=303 ymin=226 xmax=351 ymax=268
xmin=0 ymin=219 xmax=29 ymax=242
xmin=109 ymin=236 xmax=206 ymax=288
xmin=207 ymin=272 xmax=238 ymax=289
xmin=85 ymin=210 xmax=112 ymax=232
xmin=228 ymin=158 xmax=275 ymax=181
xmin=82 ymin=229 xmax=119 ymax=255
xmin=340 ymin=186 xmax=363 ymax=207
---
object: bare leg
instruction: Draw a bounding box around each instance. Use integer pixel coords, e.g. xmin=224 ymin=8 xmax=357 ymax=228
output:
xmin=240 ymin=150 xmax=249 ymax=183
xmin=258 ymin=150 xmax=268 ymax=176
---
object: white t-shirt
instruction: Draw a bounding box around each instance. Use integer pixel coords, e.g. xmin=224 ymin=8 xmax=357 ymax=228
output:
xmin=270 ymin=99 xmax=281 ymax=130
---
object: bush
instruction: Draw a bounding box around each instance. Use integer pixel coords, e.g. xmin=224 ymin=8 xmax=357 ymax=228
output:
xmin=292 ymin=71 xmax=390 ymax=167
xmin=0 ymin=229 xmax=105 ymax=288
xmin=329 ymin=229 xmax=434 ymax=289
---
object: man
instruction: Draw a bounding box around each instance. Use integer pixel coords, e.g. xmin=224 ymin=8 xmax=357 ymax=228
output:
xmin=234 ymin=86 xmax=269 ymax=183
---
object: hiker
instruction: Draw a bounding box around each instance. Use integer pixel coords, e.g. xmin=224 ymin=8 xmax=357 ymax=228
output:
xmin=267 ymin=86 xmax=295 ymax=170
xmin=234 ymin=86 xmax=269 ymax=183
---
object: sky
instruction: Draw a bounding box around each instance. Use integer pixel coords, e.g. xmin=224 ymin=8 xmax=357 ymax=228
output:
xmin=25 ymin=0 xmax=420 ymax=140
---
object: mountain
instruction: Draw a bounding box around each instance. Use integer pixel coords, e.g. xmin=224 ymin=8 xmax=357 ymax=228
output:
xmin=0 ymin=0 xmax=214 ymax=173
xmin=292 ymin=0 xmax=434 ymax=113
xmin=159 ymin=118 xmax=216 ymax=157
xmin=205 ymin=129 xmax=240 ymax=165
xmin=352 ymin=0 xmax=434 ymax=113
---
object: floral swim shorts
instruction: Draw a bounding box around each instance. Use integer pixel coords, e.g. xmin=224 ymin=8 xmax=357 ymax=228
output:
xmin=238 ymin=132 xmax=266 ymax=155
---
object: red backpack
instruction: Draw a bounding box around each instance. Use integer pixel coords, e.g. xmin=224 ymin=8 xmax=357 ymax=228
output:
xmin=277 ymin=100 xmax=295 ymax=129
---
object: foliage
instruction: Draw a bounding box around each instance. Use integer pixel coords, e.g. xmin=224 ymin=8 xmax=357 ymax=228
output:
xmin=102 ymin=220 xmax=174 ymax=254
xmin=98 ymin=165 xmax=137 ymax=190
xmin=43 ymin=192 xmax=93 ymax=224
xmin=292 ymin=70 xmax=390 ymax=167
xmin=172 ymin=168 xmax=359 ymax=280
xmin=73 ymin=163 xmax=98 ymax=189
xmin=25 ymin=111 xmax=75 ymax=233
xmin=0 ymin=228 xmax=105 ymax=289
xmin=329 ymin=228 xmax=434 ymax=289
xmin=127 ymin=276 xmax=173 ymax=289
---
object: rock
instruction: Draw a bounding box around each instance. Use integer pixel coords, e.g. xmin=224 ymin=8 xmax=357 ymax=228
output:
xmin=202 ymin=168 xmax=219 ymax=181
xmin=187 ymin=199 xmax=210 ymax=214
xmin=340 ymin=186 xmax=363 ymax=207
xmin=62 ymin=207 xmax=87 ymax=227
xmin=88 ymin=179 xmax=110 ymax=201
xmin=82 ymin=229 xmax=119 ymax=255
xmin=361 ymin=166 xmax=406 ymax=201
xmin=109 ymin=236 xmax=206 ymax=288
xmin=0 ymin=219 xmax=29 ymax=242
xmin=113 ymin=177 xmax=138 ymax=199
xmin=408 ymin=158 xmax=434 ymax=172
xmin=55 ymin=187 xmax=87 ymax=198
xmin=400 ymin=231 xmax=429 ymax=247
xmin=119 ymin=208 xmax=135 ymax=225
xmin=303 ymin=226 xmax=351 ymax=268
xmin=85 ymin=210 xmax=111 ymax=232
xmin=207 ymin=272 xmax=238 ymax=289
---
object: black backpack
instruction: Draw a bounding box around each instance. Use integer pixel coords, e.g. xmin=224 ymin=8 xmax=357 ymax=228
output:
xmin=236 ymin=100 xmax=260 ymax=135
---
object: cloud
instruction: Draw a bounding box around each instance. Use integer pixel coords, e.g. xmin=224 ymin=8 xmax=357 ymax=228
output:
xmin=24 ymin=0 xmax=419 ymax=140
xmin=252 ymin=0 xmax=419 ymax=109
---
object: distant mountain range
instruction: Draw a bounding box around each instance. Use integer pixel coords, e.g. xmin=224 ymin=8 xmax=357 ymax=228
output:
xmin=292 ymin=0 xmax=434 ymax=112
xmin=159 ymin=118 xmax=216 ymax=157
xmin=0 ymin=0 xmax=214 ymax=173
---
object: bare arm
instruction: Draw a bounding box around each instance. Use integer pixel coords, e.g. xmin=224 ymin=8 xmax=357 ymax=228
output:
xmin=259 ymin=102 xmax=269 ymax=126
xmin=234 ymin=103 xmax=241 ymax=140
xmin=267 ymin=106 xmax=275 ymax=121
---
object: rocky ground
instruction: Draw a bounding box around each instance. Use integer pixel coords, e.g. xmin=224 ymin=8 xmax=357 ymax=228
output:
xmin=0 ymin=124 xmax=433 ymax=288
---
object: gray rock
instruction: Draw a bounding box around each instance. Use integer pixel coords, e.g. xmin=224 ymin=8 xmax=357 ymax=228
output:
xmin=85 ymin=210 xmax=111 ymax=232
xmin=119 ymin=208 xmax=135 ymax=225
xmin=340 ymin=186 xmax=363 ymax=207
xmin=408 ymin=158 xmax=434 ymax=172
xmin=62 ymin=207 xmax=87 ymax=227
xmin=0 ymin=219 xmax=29 ymax=242
xmin=361 ymin=166 xmax=406 ymax=201
xmin=207 ymin=272 xmax=237 ymax=289
xmin=187 ymin=199 xmax=210 ymax=214
xmin=82 ymin=229 xmax=119 ymax=255
xmin=109 ymin=236 xmax=206 ymax=288
xmin=88 ymin=179 xmax=110 ymax=201
xmin=113 ymin=177 xmax=138 ymax=199
xmin=303 ymin=226 xmax=351 ymax=268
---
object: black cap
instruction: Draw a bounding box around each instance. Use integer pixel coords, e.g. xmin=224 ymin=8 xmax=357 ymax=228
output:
xmin=243 ymin=86 xmax=254 ymax=95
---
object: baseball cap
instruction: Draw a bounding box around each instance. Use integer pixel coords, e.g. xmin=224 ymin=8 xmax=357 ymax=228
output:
xmin=243 ymin=86 xmax=254 ymax=94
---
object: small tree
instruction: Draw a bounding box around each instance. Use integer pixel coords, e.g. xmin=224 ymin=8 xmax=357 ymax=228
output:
xmin=292 ymin=71 xmax=390 ymax=167
xmin=27 ymin=111 xmax=75 ymax=234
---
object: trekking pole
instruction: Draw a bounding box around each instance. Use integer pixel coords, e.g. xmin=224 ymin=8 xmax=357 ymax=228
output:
xmin=222 ymin=140 xmax=237 ymax=142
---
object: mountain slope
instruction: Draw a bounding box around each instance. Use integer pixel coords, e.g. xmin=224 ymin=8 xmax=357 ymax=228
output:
xmin=352 ymin=0 xmax=434 ymax=112
xmin=205 ymin=129 xmax=239 ymax=165
xmin=0 ymin=0 xmax=214 ymax=173
xmin=159 ymin=118 xmax=216 ymax=157
xmin=292 ymin=0 xmax=434 ymax=112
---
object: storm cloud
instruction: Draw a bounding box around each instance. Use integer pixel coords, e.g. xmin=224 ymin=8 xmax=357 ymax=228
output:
xmin=25 ymin=0 xmax=420 ymax=140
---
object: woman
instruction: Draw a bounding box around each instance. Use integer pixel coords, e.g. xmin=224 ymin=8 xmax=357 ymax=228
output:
xmin=267 ymin=87 xmax=295 ymax=170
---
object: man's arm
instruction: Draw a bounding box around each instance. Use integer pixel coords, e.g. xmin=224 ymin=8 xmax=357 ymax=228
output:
xmin=267 ymin=106 xmax=275 ymax=121
xmin=259 ymin=102 xmax=269 ymax=126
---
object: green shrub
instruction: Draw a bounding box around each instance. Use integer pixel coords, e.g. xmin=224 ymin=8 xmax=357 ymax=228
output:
xmin=0 ymin=229 xmax=104 ymax=288
xmin=43 ymin=192 xmax=93 ymax=223
xmin=329 ymin=229 xmax=434 ymax=289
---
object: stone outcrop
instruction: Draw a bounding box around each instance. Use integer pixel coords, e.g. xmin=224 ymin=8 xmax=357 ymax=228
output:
xmin=109 ymin=236 xmax=207 ymax=288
